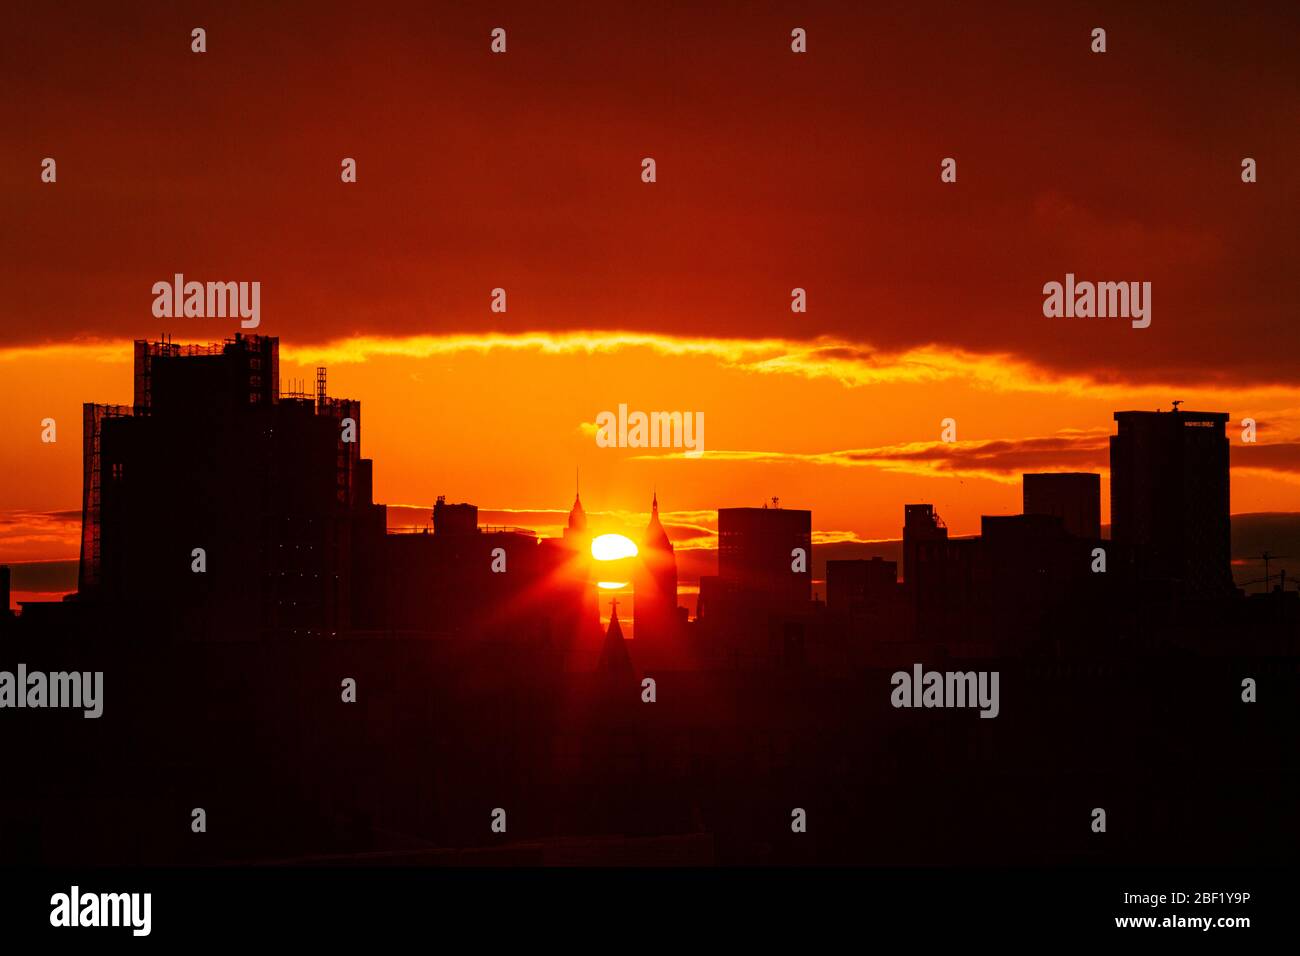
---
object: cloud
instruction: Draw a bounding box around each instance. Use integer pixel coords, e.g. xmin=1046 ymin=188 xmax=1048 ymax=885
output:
xmin=5 ymin=3 xmax=1300 ymax=389
xmin=634 ymin=431 xmax=1112 ymax=483
xmin=0 ymin=510 xmax=82 ymax=561
xmin=6 ymin=333 xmax=1300 ymax=409
xmin=637 ymin=430 xmax=1300 ymax=484
xmin=1232 ymin=442 xmax=1300 ymax=483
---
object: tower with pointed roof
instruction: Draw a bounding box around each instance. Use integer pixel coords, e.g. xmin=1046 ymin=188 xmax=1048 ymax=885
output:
xmin=563 ymin=470 xmax=588 ymax=547
xmin=634 ymin=491 xmax=679 ymax=653
xmin=598 ymin=597 xmax=635 ymax=678
xmin=538 ymin=474 xmax=601 ymax=663
xmin=568 ymin=492 xmax=586 ymax=530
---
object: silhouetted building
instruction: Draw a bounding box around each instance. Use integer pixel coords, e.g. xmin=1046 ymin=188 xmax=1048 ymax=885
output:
xmin=717 ymin=504 xmax=812 ymax=615
xmin=349 ymin=458 xmax=388 ymax=629
xmin=903 ymin=504 xmax=947 ymax=584
xmin=698 ymin=503 xmax=814 ymax=667
xmin=383 ymin=514 xmax=552 ymax=638
xmin=563 ymin=486 xmax=588 ymax=548
xmin=1110 ymin=409 xmax=1233 ymax=597
xmin=634 ymin=492 xmax=678 ymax=652
xmin=433 ymin=497 xmax=478 ymax=536
xmin=695 ymin=574 xmax=721 ymax=623
xmin=551 ymin=483 xmax=602 ymax=658
xmin=598 ymin=599 xmax=634 ymax=679
xmin=78 ymin=335 xmax=362 ymax=639
xmin=826 ymin=558 xmax=897 ymax=614
xmin=1023 ymin=472 xmax=1101 ymax=539
xmin=11 ymin=343 xmax=1300 ymax=871
xmin=826 ymin=557 xmax=904 ymax=649
xmin=979 ymin=513 xmax=1101 ymax=631
xmin=907 ymin=504 xmax=1109 ymax=650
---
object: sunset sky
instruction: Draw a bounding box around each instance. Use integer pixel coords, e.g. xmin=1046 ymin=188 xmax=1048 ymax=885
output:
xmin=3 ymin=1 xmax=1299 ymax=607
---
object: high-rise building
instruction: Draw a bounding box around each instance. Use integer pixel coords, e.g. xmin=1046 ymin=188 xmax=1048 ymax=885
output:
xmin=563 ymin=486 xmax=588 ymax=549
xmin=1023 ymin=473 xmax=1101 ymax=539
xmin=717 ymin=503 xmax=812 ymax=614
xmin=78 ymin=335 xmax=365 ymax=638
xmin=633 ymin=492 xmax=678 ymax=648
xmin=902 ymin=504 xmax=947 ymax=584
xmin=1110 ymin=409 xmax=1232 ymax=597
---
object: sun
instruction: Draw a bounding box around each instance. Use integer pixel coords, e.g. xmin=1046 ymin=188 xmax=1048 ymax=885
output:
xmin=591 ymin=533 xmax=637 ymax=589
xmin=591 ymin=533 xmax=638 ymax=561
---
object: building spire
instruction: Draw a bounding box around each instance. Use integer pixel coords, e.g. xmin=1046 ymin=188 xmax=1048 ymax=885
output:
xmin=598 ymin=598 xmax=633 ymax=677
xmin=644 ymin=490 xmax=671 ymax=551
xmin=567 ymin=470 xmax=586 ymax=531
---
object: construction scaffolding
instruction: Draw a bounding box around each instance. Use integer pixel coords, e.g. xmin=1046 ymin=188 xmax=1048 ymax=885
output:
xmin=78 ymin=402 xmax=133 ymax=594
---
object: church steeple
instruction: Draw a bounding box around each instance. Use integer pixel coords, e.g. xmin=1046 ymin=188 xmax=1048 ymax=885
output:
xmin=598 ymin=598 xmax=633 ymax=677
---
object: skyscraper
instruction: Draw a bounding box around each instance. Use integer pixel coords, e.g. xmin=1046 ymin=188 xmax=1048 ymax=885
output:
xmin=563 ymin=485 xmax=588 ymax=548
xmin=1110 ymin=409 xmax=1233 ymax=597
xmin=78 ymin=335 xmax=367 ymax=638
xmin=634 ymin=492 xmax=678 ymax=648
xmin=717 ymin=503 xmax=812 ymax=614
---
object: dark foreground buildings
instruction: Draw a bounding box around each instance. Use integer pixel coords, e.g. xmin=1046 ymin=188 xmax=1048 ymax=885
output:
xmin=695 ymin=504 xmax=814 ymax=667
xmin=2 ymin=342 xmax=1296 ymax=867
xmin=76 ymin=334 xmax=597 ymax=647
xmin=1023 ymin=472 xmax=1101 ymax=539
xmin=79 ymin=335 xmax=361 ymax=639
xmin=1110 ymin=409 xmax=1234 ymax=599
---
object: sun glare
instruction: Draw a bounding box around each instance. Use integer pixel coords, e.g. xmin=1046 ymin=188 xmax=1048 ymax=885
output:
xmin=591 ymin=533 xmax=638 ymax=562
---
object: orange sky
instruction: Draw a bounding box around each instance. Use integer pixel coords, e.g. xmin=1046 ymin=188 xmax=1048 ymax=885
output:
xmin=3 ymin=2 xmax=1299 ymax=604
xmin=2 ymin=336 xmax=1297 ymax=563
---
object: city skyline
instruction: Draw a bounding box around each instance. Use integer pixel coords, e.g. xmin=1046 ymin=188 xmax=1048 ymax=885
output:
xmin=6 ymin=332 xmax=1292 ymax=628
xmin=5 ymin=2 xmax=1300 ymax=614
xmin=3 ymin=328 xmax=1293 ymax=876
xmin=3 ymin=3 xmax=1297 ymax=922
xmin=5 ymin=329 xmax=1300 ymax=611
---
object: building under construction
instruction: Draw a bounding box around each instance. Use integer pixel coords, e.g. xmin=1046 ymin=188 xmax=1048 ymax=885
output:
xmin=74 ymin=334 xmax=597 ymax=647
xmin=77 ymin=334 xmax=366 ymax=639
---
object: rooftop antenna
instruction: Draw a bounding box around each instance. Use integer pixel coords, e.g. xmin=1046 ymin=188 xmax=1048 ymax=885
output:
xmin=1171 ymin=400 xmax=1183 ymax=412
xmin=1250 ymin=551 xmax=1291 ymax=593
